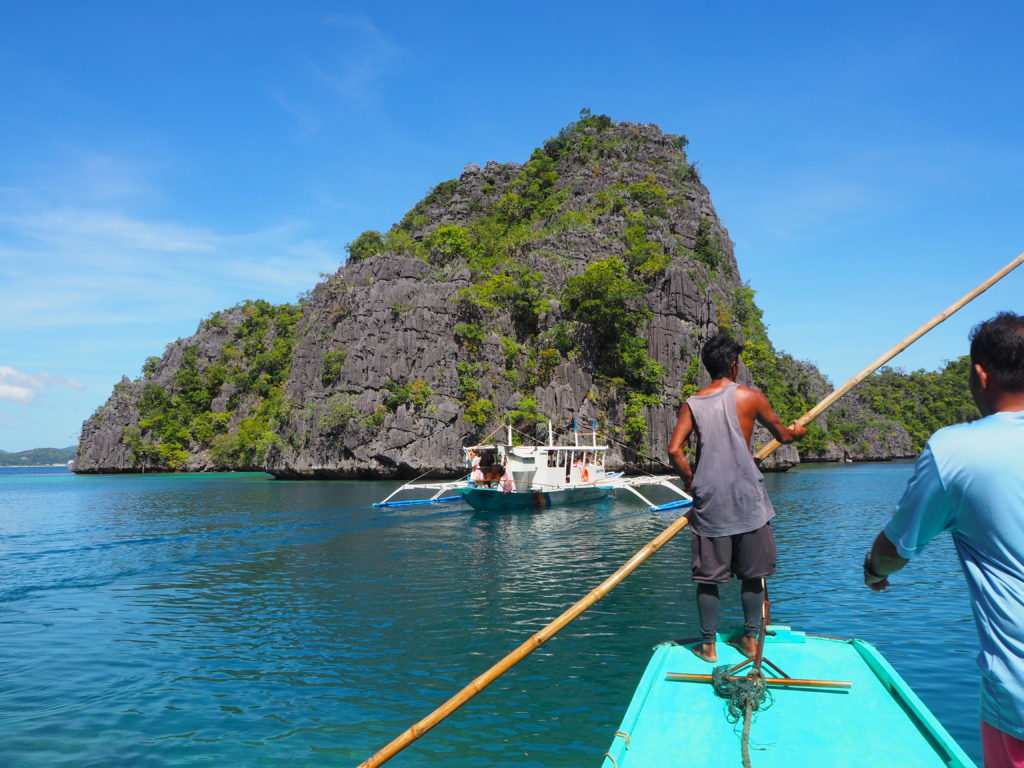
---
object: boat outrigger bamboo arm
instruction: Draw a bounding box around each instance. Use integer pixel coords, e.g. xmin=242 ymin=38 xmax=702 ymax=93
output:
xmin=754 ymin=252 xmax=1024 ymax=460
xmin=616 ymin=476 xmax=693 ymax=511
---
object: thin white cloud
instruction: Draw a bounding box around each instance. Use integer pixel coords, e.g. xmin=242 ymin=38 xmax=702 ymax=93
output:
xmin=270 ymin=86 xmax=325 ymax=137
xmin=0 ymin=367 xmax=84 ymax=405
xmin=317 ymin=13 xmax=402 ymax=102
xmin=45 ymin=143 xmax=162 ymax=204
xmin=0 ymin=194 xmax=339 ymax=332
xmin=760 ymin=181 xmax=871 ymax=240
xmin=272 ymin=12 xmax=403 ymax=132
xmin=731 ymin=140 xmax=1024 ymax=246
xmin=2 ymin=206 xmax=219 ymax=253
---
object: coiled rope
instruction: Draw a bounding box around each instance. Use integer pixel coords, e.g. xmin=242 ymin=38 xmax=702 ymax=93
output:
xmin=710 ymin=665 xmax=773 ymax=768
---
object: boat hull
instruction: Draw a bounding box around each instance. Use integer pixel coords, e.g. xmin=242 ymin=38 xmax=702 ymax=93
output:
xmin=603 ymin=626 xmax=975 ymax=767
xmin=454 ymin=485 xmax=612 ymax=511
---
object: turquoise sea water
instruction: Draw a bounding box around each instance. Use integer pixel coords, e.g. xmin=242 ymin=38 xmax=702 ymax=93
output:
xmin=0 ymin=464 xmax=979 ymax=766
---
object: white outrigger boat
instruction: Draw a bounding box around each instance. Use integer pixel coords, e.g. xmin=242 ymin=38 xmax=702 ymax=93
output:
xmin=375 ymin=422 xmax=692 ymax=513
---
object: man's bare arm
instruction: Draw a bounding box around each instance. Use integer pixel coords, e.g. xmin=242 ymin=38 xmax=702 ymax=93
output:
xmin=753 ymin=391 xmax=807 ymax=444
xmin=667 ymin=403 xmax=695 ymax=489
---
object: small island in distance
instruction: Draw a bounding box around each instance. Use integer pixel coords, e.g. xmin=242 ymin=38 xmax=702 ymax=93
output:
xmin=0 ymin=447 xmax=77 ymax=467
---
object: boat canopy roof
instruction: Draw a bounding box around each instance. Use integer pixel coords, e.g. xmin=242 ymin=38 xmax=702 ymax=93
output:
xmin=464 ymin=443 xmax=608 ymax=451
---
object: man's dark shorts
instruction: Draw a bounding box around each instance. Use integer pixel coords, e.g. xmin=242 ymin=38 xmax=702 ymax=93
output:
xmin=691 ymin=523 xmax=776 ymax=584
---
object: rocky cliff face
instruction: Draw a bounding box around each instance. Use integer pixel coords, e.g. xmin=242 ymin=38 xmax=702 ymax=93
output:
xmin=768 ymin=358 xmax=914 ymax=462
xmin=76 ymin=303 xmax=298 ymax=472
xmin=75 ymin=116 xmax=914 ymax=477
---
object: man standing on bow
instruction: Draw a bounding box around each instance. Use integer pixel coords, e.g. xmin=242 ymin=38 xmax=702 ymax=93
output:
xmin=863 ymin=312 xmax=1024 ymax=768
xmin=668 ymin=333 xmax=806 ymax=662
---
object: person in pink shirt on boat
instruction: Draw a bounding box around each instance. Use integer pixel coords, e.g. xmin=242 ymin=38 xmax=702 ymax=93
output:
xmin=863 ymin=312 xmax=1024 ymax=768
xmin=668 ymin=333 xmax=806 ymax=662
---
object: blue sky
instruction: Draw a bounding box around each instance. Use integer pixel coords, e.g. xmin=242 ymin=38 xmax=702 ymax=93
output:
xmin=1 ymin=1 xmax=1021 ymax=452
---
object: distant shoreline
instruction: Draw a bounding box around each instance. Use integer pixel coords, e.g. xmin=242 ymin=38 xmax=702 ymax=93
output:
xmin=0 ymin=463 xmax=71 ymax=468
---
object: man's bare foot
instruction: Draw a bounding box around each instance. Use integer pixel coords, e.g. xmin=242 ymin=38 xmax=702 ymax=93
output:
xmin=691 ymin=642 xmax=717 ymax=663
xmin=727 ymin=636 xmax=757 ymax=658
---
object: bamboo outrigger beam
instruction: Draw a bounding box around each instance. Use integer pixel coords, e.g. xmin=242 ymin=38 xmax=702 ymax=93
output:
xmin=357 ymin=252 xmax=1023 ymax=768
xmin=665 ymin=672 xmax=852 ymax=689
xmin=754 ymin=251 xmax=1024 ymax=460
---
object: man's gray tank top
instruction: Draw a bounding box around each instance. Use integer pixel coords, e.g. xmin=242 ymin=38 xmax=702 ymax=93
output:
xmin=685 ymin=381 xmax=775 ymax=537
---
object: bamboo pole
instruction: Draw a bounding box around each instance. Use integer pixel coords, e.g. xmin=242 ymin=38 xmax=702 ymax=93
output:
xmin=754 ymin=252 xmax=1024 ymax=460
xmin=665 ymin=672 xmax=852 ymax=689
xmin=356 ymin=510 xmax=693 ymax=768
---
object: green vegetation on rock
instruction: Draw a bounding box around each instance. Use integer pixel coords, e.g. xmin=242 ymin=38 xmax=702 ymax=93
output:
xmin=345 ymin=230 xmax=385 ymax=262
xmin=858 ymin=357 xmax=979 ymax=450
xmin=123 ymin=300 xmax=301 ymax=469
xmin=321 ymin=346 xmax=348 ymax=386
xmin=562 ymin=255 xmax=664 ymax=394
xmin=694 ymin=216 xmax=727 ymax=272
xmin=317 ymin=394 xmax=358 ymax=432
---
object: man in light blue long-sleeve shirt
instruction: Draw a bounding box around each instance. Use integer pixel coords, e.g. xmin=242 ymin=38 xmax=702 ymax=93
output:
xmin=864 ymin=312 xmax=1024 ymax=768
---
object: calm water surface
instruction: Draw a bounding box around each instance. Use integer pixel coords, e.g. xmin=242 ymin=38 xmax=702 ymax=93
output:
xmin=0 ymin=464 xmax=980 ymax=766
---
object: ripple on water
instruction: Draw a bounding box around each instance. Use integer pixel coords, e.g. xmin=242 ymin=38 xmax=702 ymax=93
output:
xmin=0 ymin=467 xmax=982 ymax=766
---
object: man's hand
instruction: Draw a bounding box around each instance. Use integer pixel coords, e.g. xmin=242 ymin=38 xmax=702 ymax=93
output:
xmin=863 ymin=533 xmax=909 ymax=592
xmin=865 ymin=576 xmax=890 ymax=592
xmin=863 ymin=554 xmax=890 ymax=591
xmin=668 ymin=403 xmax=695 ymax=487
xmin=788 ymin=423 xmax=807 ymax=440
xmin=680 ymin=472 xmax=693 ymax=492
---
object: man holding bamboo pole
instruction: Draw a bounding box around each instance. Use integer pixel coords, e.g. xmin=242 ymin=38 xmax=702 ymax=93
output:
xmin=668 ymin=333 xmax=806 ymax=662
xmin=863 ymin=312 xmax=1024 ymax=768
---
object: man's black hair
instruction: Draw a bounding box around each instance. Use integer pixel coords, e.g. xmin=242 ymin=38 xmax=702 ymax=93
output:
xmin=701 ymin=333 xmax=744 ymax=379
xmin=970 ymin=312 xmax=1024 ymax=392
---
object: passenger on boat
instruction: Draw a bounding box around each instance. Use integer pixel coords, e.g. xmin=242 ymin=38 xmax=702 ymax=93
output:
xmin=469 ymin=450 xmax=484 ymax=487
xmin=667 ymin=333 xmax=806 ymax=663
xmin=863 ymin=312 xmax=1024 ymax=768
xmin=578 ymin=453 xmax=590 ymax=482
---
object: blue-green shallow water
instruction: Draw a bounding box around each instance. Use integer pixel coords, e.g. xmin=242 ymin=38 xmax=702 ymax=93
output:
xmin=0 ymin=464 xmax=980 ymax=766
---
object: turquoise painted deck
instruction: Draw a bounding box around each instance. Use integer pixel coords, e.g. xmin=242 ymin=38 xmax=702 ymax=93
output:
xmin=603 ymin=627 xmax=976 ymax=768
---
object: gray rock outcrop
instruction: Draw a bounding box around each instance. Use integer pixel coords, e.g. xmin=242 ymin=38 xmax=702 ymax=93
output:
xmin=75 ymin=117 xmax=914 ymax=477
